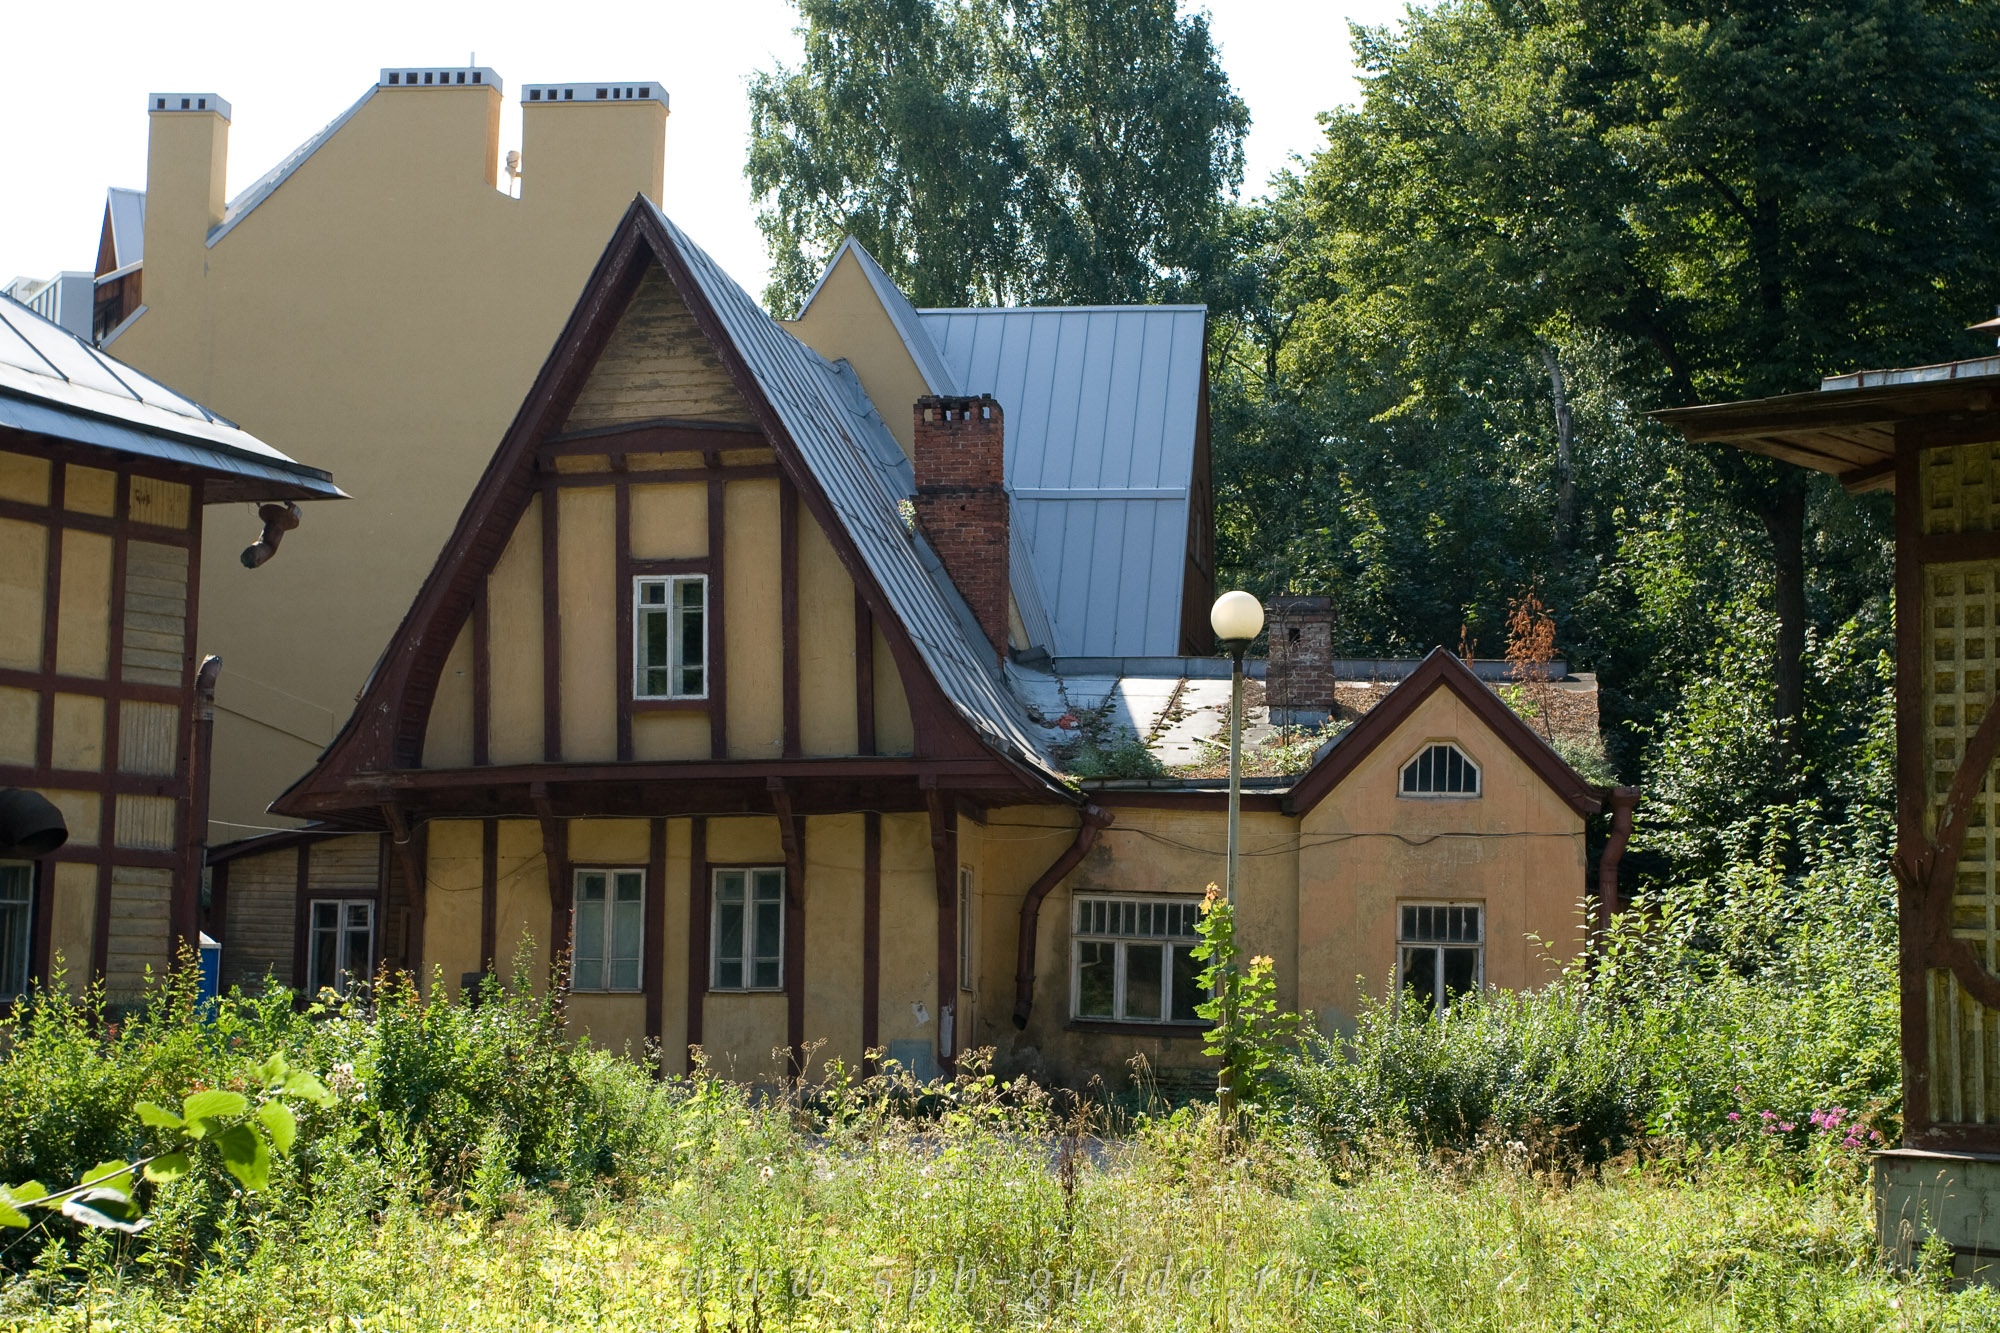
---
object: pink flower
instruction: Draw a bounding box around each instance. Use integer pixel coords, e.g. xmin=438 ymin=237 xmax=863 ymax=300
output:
xmin=1727 ymin=1112 xmax=1742 ymax=1122
xmin=1778 ymin=1122 xmax=1795 ymax=1132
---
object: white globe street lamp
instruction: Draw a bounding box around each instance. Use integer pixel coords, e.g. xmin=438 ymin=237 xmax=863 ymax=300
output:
xmin=1210 ymin=591 xmax=1264 ymax=1121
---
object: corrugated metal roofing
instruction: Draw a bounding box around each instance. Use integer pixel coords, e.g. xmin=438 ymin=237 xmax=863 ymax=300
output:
xmin=918 ymin=304 xmax=1205 ymax=658
xmin=649 ymin=204 xmax=1064 ymax=787
xmin=0 ymin=295 xmax=342 ymax=501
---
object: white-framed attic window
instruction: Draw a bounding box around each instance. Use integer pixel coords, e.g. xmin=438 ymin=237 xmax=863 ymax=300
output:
xmin=634 ymin=575 xmax=706 ymax=699
xmin=1400 ymin=742 xmax=1480 ymax=798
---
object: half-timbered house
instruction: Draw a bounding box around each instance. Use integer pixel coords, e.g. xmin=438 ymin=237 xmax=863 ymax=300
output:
xmin=216 ymin=199 xmax=1622 ymax=1088
xmin=0 ymin=294 xmax=340 ymax=1004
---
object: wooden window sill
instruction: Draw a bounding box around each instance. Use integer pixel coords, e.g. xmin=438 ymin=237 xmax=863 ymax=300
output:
xmin=1064 ymin=1019 xmax=1209 ymax=1038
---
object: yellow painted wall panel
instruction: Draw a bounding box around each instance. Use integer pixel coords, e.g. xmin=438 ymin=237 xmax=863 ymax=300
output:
xmin=50 ymin=862 xmax=98 ymax=993
xmin=569 ymin=819 xmax=651 ymax=865
xmin=632 ymin=712 xmax=708 ymax=760
xmin=0 ymin=688 xmax=36 ymax=766
xmin=44 ymin=790 xmax=99 ymax=847
xmin=485 ymin=497 xmax=544 ymax=765
xmin=55 ymin=529 xmax=112 ymax=679
xmin=799 ymin=510 xmax=858 ymax=755
xmin=63 ymin=466 xmax=115 ymax=517
xmin=558 ymin=488 xmax=617 ymax=762
xmin=0 ymin=519 xmax=46 ymax=670
xmin=51 ymin=695 xmax=104 ymax=772
xmin=723 ymin=479 xmax=783 ymax=758
xmin=629 ymin=482 xmax=707 ymax=559
xmin=873 ymin=625 xmax=915 ymax=756
xmin=0 ymin=452 xmax=50 ymax=506
xmin=658 ymin=818 xmax=693 ymax=1074
xmin=494 ymin=819 xmax=551 ymax=989
xmin=876 ymin=813 xmax=943 ymax=1071
xmin=705 ymin=815 xmax=783 ymax=865
xmin=127 ymin=476 xmax=191 ymax=530
xmin=699 ymin=993 xmax=789 ymax=1083
xmin=568 ymin=993 xmax=648 ymax=1058
xmin=423 ymin=621 xmax=475 ymax=769
xmin=424 ymin=820 xmax=484 ymax=1000
xmin=801 ymin=814 xmax=865 ymax=1068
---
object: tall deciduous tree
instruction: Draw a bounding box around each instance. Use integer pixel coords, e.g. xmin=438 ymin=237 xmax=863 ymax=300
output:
xmin=1293 ymin=0 xmax=2000 ymax=766
xmin=746 ymin=0 xmax=1248 ymax=312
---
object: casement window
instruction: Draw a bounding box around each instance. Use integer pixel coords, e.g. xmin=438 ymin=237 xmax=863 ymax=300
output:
xmin=712 ymin=868 xmax=784 ymax=991
xmin=0 ymin=863 xmax=30 ymax=1002
xmin=307 ymin=899 xmax=374 ymax=998
xmin=573 ymin=868 xmax=644 ymax=993
xmin=1400 ymin=742 xmax=1480 ymax=797
xmin=1398 ymin=902 xmax=1483 ymax=1013
xmin=958 ymin=866 xmax=975 ymax=991
xmin=1071 ymin=894 xmax=1206 ymax=1025
xmin=634 ymin=575 xmax=707 ymax=699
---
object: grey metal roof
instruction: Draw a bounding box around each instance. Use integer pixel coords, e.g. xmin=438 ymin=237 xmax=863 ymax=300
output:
xmin=0 ymin=295 xmax=342 ymax=502
xmin=918 ymin=304 xmax=1206 ymax=658
xmin=209 ymin=88 xmax=378 ymax=249
xmin=105 ymin=187 xmax=146 ymax=269
xmin=649 ymin=204 xmax=1065 ymax=788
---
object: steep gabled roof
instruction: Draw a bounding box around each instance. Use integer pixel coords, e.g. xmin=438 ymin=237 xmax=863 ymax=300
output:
xmin=0 ymin=293 xmax=342 ymax=502
xmin=276 ymin=197 xmax=1068 ymax=818
xmin=1286 ymin=647 xmax=1603 ymax=818
xmin=800 ymin=238 xmax=960 ymax=397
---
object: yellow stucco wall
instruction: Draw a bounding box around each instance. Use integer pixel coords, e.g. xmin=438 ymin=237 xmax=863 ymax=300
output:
xmin=781 ymin=249 xmax=928 ymax=463
xmin=105 ymin=83 xmax=669 ymax=841
xmin=1297 ymin=687 xmax=1588 ymax=1029
xmin=486 ymin=497 xmax=544 ymax=766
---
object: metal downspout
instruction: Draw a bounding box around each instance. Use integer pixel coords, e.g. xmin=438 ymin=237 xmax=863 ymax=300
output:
xmin=1595 ymin=786 xmax=1640 ymax=941
xmin=1011 ymin=804 xmax=1111 ymax=1029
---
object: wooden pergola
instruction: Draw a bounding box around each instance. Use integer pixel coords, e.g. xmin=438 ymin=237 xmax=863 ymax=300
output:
xmin=1659 ymin=357 xmax=2000 ymax=1155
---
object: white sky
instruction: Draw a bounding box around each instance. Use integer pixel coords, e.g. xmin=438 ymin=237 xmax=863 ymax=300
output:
xmin=1 ymin=0 xmax=1407 ymax=301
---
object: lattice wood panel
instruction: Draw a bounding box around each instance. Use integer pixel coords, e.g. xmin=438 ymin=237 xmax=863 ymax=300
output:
xmin=1921 ymin=440 xmax=2000 ymax=1123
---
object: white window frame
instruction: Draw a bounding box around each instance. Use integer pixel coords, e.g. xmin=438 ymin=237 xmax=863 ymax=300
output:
xmin=1396 ymin=900 xmax=1484 ymax=1013
xmin=307 ymin=898 xmax=375 ymax=998
xmin=633 ymin=574 xmax=708 ymax=700
xmin=1399 ymin=741 xmax=1481 ymax=798
xmin=1069 ymin=893 xmax=1207 ymax=1026
xmin=571 ymin=867 xmax=646 ymax=994
xmin=711 ymin=867 xmax=785 ymax=992
xmin=0 ymin=862 xmax=31 ymax=1002
xmin=958 ymin=865 xmax=975 ymax=992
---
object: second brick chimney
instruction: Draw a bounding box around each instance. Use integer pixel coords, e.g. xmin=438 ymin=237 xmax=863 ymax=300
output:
xmin=1266 ymin=595 xmax=1336 ymax=727
xmin=914 ymin=395 xmax=1009 ymax=659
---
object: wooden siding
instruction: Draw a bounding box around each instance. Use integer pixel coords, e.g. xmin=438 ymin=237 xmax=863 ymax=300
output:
xmin=104 ymin=865 xmax=171 ymax=999
xmin=121 ymin=541 xmax=188 ymax=686
xmin=562 ymin=267 xmax=755 ymax=431
xmin=222 ymin=848 xmax=296 ymax=990
xmin=118 ymin=700 xmax=180 ymax=775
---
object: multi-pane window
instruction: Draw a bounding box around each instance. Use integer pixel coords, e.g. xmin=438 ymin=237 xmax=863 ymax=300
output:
xmin=1072 ymin=895 xmax=1206 ymax=1025
xmin=713 ymin=868 xmax=784 ymax=991
xmin=958 ymin=866 xmax=975 ymax=991
xmin=634 ymin=575 xmax=706 ymax=699
xmin=1401 ymin=742 xmax=1480 ymax=797
xmin=308 ymin=899 xmax=374 ymax=998
xmin=0 ymin=864 xmax=30 ymax=1002
xmin=573 ymin=869 xmax=644 ymax=992
xmin=1398 ymin=902 xmax=1483 ymax=1013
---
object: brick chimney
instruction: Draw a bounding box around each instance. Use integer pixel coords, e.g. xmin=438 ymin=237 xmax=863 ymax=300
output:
xmin=914 ymin=395 xmax=1009 ymax=659
xmin=1266 ymin=596 xmax=1335 ymax=727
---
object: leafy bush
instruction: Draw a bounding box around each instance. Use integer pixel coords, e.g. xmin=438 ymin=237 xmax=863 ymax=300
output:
xmin=1065 ymin=726 xmax=1166 ymax=779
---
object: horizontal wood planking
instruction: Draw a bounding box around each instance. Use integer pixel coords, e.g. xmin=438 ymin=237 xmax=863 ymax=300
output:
xmin=223 ymin=848 xmax=300 ymax=990
xmin=563 ymin=267 xmax=759 ymax=432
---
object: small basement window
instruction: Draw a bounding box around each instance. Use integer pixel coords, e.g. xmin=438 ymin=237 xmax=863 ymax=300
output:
xmin=1400 ymin=742 xmax=1480 ymax=797
xmin=573 ymin=868 xmax=644 ymax=992
xmin=634 ymin=575 xmax=706 ymax=699
xmin=1071 ymin=894 xmax=1206 ymax=1025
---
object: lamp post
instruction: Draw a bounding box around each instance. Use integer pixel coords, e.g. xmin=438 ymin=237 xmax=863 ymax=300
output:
xmin=1209 ymin=590 xmax=1264 ymax=1118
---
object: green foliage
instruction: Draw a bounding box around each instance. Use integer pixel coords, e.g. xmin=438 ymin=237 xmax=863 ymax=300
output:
xmin=1062 ymin=726 xmax=1165 ymax=780
xmin=1192 ymin=888 xmax=1305 ymax=1110
xmin=747 ymin=0 xmax=1247 ymax=311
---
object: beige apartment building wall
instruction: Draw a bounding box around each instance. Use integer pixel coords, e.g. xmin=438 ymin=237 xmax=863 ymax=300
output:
xmin=105 ymin=79 xmax=668 ymax=843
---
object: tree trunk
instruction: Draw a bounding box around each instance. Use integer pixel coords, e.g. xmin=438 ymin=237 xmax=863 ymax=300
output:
xmin=1542 ymin=344 xmax=1577 ymax=566
xmin=1760 ymin=472 xmax=1808 ymax=773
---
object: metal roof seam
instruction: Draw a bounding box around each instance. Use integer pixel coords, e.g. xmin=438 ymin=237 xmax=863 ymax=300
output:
xmin=209 ymin=87 xmax=378 ymax=249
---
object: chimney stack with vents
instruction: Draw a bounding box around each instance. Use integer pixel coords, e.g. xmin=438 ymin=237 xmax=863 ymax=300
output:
xmin=1265 ymin=595 xmax=1336 ymax=727
xmin=914 ymin=395 xmax=1010 ymax=660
